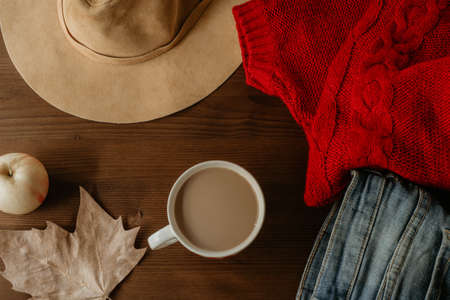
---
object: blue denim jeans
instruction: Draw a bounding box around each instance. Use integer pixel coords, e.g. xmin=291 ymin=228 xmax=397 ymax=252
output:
xmin=297 ymin=169 xmax=450 ymax=300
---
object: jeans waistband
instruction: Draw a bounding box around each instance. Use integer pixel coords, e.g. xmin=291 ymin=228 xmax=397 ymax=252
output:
xmin=310 ymin=169 xmax=429 ymax=299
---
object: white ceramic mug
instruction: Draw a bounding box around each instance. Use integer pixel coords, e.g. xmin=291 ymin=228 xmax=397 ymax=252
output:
xmin=147 ymin=160 xmax=265 ymax=258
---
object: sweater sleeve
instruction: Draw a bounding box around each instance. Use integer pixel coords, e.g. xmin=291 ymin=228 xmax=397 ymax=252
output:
xmin=232 ymin=0 xmax=279 ymax=97
xmin=233 ymin=0 xmax=371 ymax=123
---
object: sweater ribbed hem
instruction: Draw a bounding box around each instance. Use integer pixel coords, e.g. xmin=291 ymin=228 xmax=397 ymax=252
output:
xmin=232 ymin=0 xmax=277 ymax=96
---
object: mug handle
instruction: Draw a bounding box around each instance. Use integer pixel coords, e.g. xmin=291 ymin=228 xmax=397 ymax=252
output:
xmin=148 ymin=225 xmax=178 ymax=250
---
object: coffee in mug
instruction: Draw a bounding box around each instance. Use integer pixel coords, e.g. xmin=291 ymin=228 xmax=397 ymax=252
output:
xmin=174 ymin=167 xmax=258 ymax=252
xmin=148 ymin=161 xmax=265 ymax=258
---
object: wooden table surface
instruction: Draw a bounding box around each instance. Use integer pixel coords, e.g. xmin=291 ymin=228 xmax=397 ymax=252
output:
xmin=0 ymin=34 xmax=332 ymax=300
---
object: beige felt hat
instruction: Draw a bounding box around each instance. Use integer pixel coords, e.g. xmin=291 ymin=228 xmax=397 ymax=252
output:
xmin=0 ymin=0 xmax=245 ymax=123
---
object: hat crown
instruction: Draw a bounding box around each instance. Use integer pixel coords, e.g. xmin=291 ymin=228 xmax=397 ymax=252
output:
xmin=60 ymin=0 xmax=204 ymax=61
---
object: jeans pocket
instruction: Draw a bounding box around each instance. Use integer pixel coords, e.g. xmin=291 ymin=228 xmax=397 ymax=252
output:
xmin=425 ymin=228 xmax=450 ymax=300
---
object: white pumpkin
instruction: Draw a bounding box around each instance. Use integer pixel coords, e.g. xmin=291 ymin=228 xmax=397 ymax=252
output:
xmin=0 ymin=153 xmax=49 ymax=214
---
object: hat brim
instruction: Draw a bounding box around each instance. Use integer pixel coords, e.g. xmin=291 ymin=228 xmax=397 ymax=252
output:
xmin=0 ymin=0 xmax=245 ymax=123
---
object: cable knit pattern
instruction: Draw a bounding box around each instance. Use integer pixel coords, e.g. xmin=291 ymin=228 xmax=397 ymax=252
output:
xmin=353 ymin=0 xmax=445 ymax=167
xmin=233 ymin=0 xmax=449 ymax=206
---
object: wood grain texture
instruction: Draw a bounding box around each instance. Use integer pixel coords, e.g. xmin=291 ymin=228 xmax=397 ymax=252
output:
xmin=0 ymin=33 xmax=332 ymax=300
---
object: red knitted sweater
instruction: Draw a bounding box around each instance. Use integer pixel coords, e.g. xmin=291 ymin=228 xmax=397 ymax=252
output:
xmin=233 ymin=0 xmax=450 ymax=206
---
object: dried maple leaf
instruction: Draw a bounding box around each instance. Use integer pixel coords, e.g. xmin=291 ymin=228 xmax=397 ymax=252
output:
xmin=0 ymin=187 xmax=146 ymax=299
